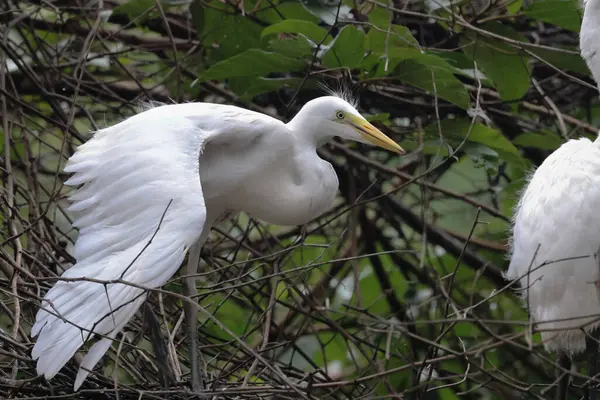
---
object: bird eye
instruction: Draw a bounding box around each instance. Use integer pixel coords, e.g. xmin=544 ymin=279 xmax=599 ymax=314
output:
xmin=336 ymin=111 xmax=344 ymax=120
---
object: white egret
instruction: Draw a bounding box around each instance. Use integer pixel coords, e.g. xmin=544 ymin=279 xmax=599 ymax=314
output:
xmin=507 ymin=0 xmax=600 ymax=398
xmin=581 ymin=0 xmax=600 ymax=86
xmin=506 ymin=138 xmax=600 ymax=340
xmin=30 ymin=95 xmax=404 ymax=390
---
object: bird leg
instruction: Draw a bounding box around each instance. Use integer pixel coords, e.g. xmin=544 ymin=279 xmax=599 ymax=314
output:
xmin=588 ymin=245 xmax=600 ymax=400
xmin=142 ymin=302 xmax=175 ymax=388
xmin=555 ymin=352 xmax=571 ymax=400
xmin=587 ymin=328 xmax=600 ymax=400
xmin=183 ymin=242 xmax=205 ymax=393
xmin=594 ymin=244 xmax=600 ymax=306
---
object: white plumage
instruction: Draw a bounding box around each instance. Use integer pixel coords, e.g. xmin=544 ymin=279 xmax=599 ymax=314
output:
xmin=31 ymin=96 xmax=404 ymax=389
xmin=507 ymin=138 xmax=600 ymax=352
xmin=507 ymin=0 xmax=600 ymax=355
xmin=581 ymin=0 xmax=600 ymax=87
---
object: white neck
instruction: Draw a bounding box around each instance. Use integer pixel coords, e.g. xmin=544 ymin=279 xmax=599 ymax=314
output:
xmin=286 ymin=114 xmax=333 ymax=149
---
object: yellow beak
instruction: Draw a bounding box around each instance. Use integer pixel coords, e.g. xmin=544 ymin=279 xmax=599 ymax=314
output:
xmin=348 ymin=115 xmax=405 ymax=154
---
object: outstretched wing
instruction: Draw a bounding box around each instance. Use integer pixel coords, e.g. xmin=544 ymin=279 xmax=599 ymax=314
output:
xmin=31 ymin=105 xmax=210 ymax=389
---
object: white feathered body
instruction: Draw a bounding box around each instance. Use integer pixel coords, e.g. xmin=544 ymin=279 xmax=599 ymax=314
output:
xmin=507 ymin=136 xmax=600 ymax=352
xmin=195 ymin=105 xmax=339 ymax=226
xmin=581 ymin=0 xmax=600 ymax=86
xmin=31 ymin=102 xmax=339 ymax=388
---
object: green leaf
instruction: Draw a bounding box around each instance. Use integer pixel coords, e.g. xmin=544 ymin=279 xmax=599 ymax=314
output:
xmin=463 ymin=124 xmax=523 ymax=166
xmin=261 ymin=19 xmax=330 ymax=43
xmin=356 ymin=267 xmax=389 ymax=315
xmin=523 ymin=0 xmax=581 ymax=32
xmin=506 ymin=0 xmax=524 ymax=14
xmin=430 ymin=156 xmax=500 ymax=235
xmin=113 ymin=0 xmax=189 ymax=19
xmin=439 ymin=52 xmax=494 ymax=85
xmin=234 ymin=77 xmax=311 ymax=100
xmin=366 ymin=5 xmax=392 ymax=29
xmin=257 ymin=2 xmax=320 ymax=24
xmin=438 ymin=387 xmax=461 ymax=400
xmin=388 ymin=49 xmax=452 ymax=68
xmin=198 ymin=1 xmax=262 ymax=63
xmin=394 ymin=57 xmax=471 ymax=110
xmin=301 ymin=0 xmax=353 ymax=26
xmin=464 ymin=143 xmax=501 ymax=174
xmin=197 ymin=49 xmax=306 ymax=82
xmin=366 ymin=112 xmax=391 ymax=122
xmin=322 ymin=25 xmax=366 ymax=68
xmin=461 ymin=23 xmax=531 ymax=104
xmin=438 ymin=51 xmax=479 ymax=70
xmin=365 ymin=24 xmax=419 ymax=53
xmin=190 ymin=0 xmax=205 ymax=34
xmin=403 ymin=118 xmax=524 ymax=168
xmin=113 ymin=0 xmax=155 ymax=19
xmin=312 ymin=333 xmax=347 ymax=368
xmin=432 ymin=119 xmax=524 ymax=165
xmin=528 ymin=47 xmax=590 ymax=75
xmin=207 ymin=296 xmax=250 ymax=338
xmin=513 ymin=131 xmax=564 ymax=150
xmin=267 ymin=37 xmax=313 ymax=59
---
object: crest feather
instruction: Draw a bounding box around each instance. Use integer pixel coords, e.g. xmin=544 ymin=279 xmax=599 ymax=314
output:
xmin=137 ymin=100 xmax=169 ymax=113
xmin=318 ymin=82 xmax=359 ymax=109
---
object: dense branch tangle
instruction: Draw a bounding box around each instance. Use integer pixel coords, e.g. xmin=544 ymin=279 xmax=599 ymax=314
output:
xmin=0 ymin=0 xmax=597 ymax=399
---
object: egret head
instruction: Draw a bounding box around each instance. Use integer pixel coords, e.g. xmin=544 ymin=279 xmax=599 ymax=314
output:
xmin=289 ymin=96 xmax=405 ymax=154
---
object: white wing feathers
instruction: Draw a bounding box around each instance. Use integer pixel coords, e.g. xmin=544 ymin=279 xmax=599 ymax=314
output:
xmin=31 ymin=107 xmax=208 ymax=389
xmin=581 ymin=0 xmax=600 ymax=88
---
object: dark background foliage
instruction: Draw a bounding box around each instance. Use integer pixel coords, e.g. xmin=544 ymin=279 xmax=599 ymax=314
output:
xmin=0 ymin=0 xmax=597 ymax=398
